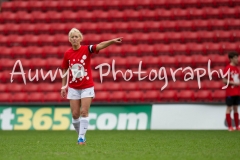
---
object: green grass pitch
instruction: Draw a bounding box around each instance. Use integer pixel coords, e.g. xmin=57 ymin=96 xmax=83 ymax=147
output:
xmin=0 ymin=130 xmax=239 ymax=160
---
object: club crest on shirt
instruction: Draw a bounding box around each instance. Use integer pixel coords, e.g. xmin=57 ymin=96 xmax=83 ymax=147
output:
xmin=69 ymin=55 xmax=89 ymax=83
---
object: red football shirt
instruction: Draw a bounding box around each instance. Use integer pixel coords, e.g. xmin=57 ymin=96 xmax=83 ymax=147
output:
xmin=61 ymin=45 xmax=99 ymax=89
xmin=223 ymin=64 xmax=240 ymax=96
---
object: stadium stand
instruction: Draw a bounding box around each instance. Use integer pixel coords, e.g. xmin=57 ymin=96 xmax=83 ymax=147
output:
xmin=0 ymin=0 xmax=239 ymax=103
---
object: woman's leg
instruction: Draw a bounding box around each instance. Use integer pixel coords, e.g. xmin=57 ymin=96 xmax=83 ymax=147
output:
xmin=233 ymin=105 xmax=239 ymax=130
xmin=78 ymin=97 xmax=92 ymax=143
xmin=70 ymin=99 xmax=81 ymax=135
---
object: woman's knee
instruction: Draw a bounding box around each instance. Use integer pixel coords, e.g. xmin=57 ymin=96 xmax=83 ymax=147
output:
xmin=233 ymin=106 xmax=238 ymax=112
xmin=80 ymin=108 xmax=89 ymax=117
xmin=72 ymin=112 xmax=80 ymax=119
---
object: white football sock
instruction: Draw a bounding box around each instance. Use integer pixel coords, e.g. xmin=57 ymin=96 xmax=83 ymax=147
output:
xmin=78 ymin=117 xmax=89 ymax=139
xmin=72 ymin=118 xmax=80 ymax=135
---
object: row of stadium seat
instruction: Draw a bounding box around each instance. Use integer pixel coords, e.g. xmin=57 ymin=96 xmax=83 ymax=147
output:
xmin=0 ymin=90 xmax=225 ymax=103
xmin=3 ymin=0 xmax=238 ymax=12
xmin=0 ymin=8 xmax=239 ymax=24
xmin=0 ymin=21 xmax=239 ymax=37
xmin=1 ymin=20 xmax=240 ymax=35
xmin=1 ymin=42 xmax=239 ymax=58
xmin=0 ymin=32 xmax=239 ymax=49
xmin=0 ymin=80 xmax=225 ymax=93
xmin=1 ymin=7 xmax=239 ymax=21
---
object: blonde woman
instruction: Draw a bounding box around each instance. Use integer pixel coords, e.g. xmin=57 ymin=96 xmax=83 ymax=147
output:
xmin=61 ymin=28 xmax=122 ymax=145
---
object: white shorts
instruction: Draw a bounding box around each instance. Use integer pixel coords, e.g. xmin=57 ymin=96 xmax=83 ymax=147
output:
xmin=67 ymin=87 xmax=95 ymax=100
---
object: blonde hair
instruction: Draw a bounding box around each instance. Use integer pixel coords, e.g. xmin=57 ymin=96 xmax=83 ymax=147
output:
xmin=68 ymin=28 xmax=83 ymax=40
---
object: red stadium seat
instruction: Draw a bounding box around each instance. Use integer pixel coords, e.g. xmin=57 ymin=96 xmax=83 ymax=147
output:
xmin=0 ymin=70 xmax=12 ymax=83
xmin=25 ymin=46 xmax=43 ymax=58
xmin=42 ymin=46 xmax=58 ymax=58
xmin=91 ymin=57 xmax=112 ymax=68
xmin=204 ymin=42 xmax=222 ymax=54
xmin=178 ymin=90 xmax=195 ymax=101
xmin=194 ymin=55 xmax=211 ymax=66
xmin=214 ymin=30 xmax=235 ymax=42
xmin=0 ymin=83 xmax=8 ymax=93
xmin=94 ymin=91 xmax=110 ymax=102
xmin=188 ymin=8 xmax=207 ymax=19
xmin=1 ymin=47 xmax=12 ymax=58
xmin=16 ymin=11 xmax=32 ymax=23
xmin=33 ymin=23 xmax=51 ymax=34
xmin=137 ymin=81 xmax=155 ymax=91
xmin=0 ymin=58 xmax=17 ymax=69
xmin=12 ymin=92 xmax=28 ymax=102
xmin=2 ymin=23 xmax=20 ymax=35
xmin=108 ymin=9 xmax=125 ymax=23
xmin=173 ymin=8 xmax=191 ymax=20
xmin=126 ymin=56 xmax=143 ymax=68
xmin=75 ymin=10 xmax=94 ymax=22
xmin=30 ymin=58 xmax=48 ymax=69
xmin=169 ymin=81 xmax=189 ymax=90
xmin=155 ymin=44 xmax=172 ymax=55
xmin=195 ymin=90 xmax=212 ymax=101
xmin=210 ymin=54 xmax=228 ymax=65
xmin=110 ymin=56 xmax=127 ymax=67
xmin=126 ymin=91 xmax=144 ymax=102
xmin=142 ymin=56 xmax=160 ymax=67
xmin=166 ymin=32 xmax=183 ymax=43
xmin=94 ymin=82 xmax=105 ymax=91
xmin=109 ymin=91 xmax=126 ymax=102
xmin=221 ymin=42 xmax=239 ymax=53
xmin=0 ymin=93 xmax=12 ymax=103
xmin=178 ymin=55 xmax=195 ymax=66
xmin=187 ymin=43 xmax=206 ymax=54
xmin=188 ymin=80 xmax=205 ymax=90
xmin=176 ymin=20 xmax=194 ymax=32
xmin=160 ymin=56 xmax=178 ymax=67
xmin=7 ymin=83 xmax=24 ymax=92
xmin=123 ymin=9 xmax=141 ymax=21
xmin=162 ymin=20 xmax=178 ymax=31
xmin=122 ymin=44 xmax=139 ymax=56
xmin=210 ymin=19 xmax=228 ymax=30
xmin=143 ymin=90 xmax=161 ymax=102
xmin=44 ymin=92 xmax=62 ymax=102
xmin=140 ymin=9 xmax=156 ymax=21
xmin=197 ymin=31 xmax=216 ymax=43
xmin=193 ymin=19 xmax=212 ymax=31
xmin=160 ymin=90 xmax=178 ymax=101
xmin=22 ymin=83 xmax=39 ymax=93
xmin=22 ymin=34 xmax=39 ymax=46
xmin=31 ymin=11 xmax=47 ymax=23
xmin=171 ymin=43 xmax=190 ymax=55
xmin=104 ymin=82 xmax=122 ymax=91
xmin=10 ymin=46 xmax=27 ymax=58
xmin=205 ymin=7 xmax=223 ymax=19
xmin=221 ymin=6 xmax=240 ymax=18
xmin=212 ymin=90 xmax=225 ymax=101
xmin=46 ymin=58 xmax=62 ymax=69
xmin=144 ymin=21 xmax=163 ymax=32
xmin=38 ymin=83 xmax=59 ymax=92
xmin=156 ymin=9 xmax=173 ymax=20
xmin=204 ymin=80 xmax=224 ymax=90
xmin=27 ymin=92 xmax=45 ymax=102
xmin=138 ymin=44 xmax=156 ymax=56
xmin=121 ymin=82 xmax=139 ymax=91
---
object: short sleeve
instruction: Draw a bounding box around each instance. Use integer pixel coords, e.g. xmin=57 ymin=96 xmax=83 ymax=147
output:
xmin=223 ymin=66 xmax=230 ymax=75
xmin=61 ymin=52 xmax=69 ymax=69
xmin=88 ymin=44 xmax=99 ymax=54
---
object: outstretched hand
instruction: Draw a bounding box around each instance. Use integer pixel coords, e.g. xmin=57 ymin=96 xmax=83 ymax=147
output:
xmin=112 ymin=37 xmax=123 ymax=43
